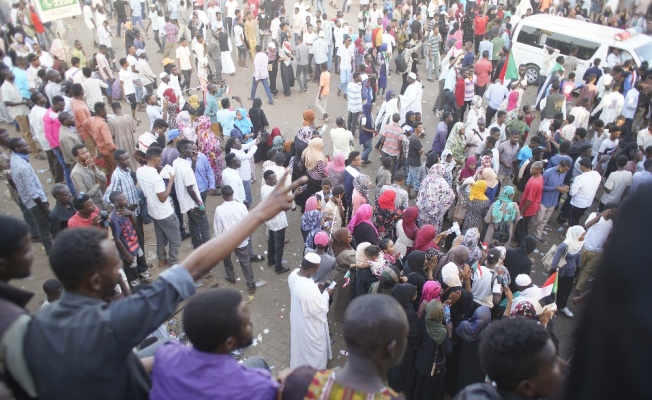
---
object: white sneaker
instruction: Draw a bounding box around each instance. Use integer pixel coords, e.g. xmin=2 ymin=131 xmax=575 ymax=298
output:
xmin=560 ymin=307 xmax=574 ymax=318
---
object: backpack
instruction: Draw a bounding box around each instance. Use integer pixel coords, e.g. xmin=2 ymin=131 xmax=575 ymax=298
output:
xmin=394 ymin=51 xmax=408 ymax=73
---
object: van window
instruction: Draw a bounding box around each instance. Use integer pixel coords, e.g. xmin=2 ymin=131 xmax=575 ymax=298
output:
xmin=635 ymin=42 xmax=652 ymax=63
xmin=516 ymin=25 xmax=601 ymax=61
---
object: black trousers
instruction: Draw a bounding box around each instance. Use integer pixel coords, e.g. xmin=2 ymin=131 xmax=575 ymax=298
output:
xmin=486 ymin=105 xmax=498 ymax=125
xmin=181 ymin=69 xmax=192 ymax=91
xmin=556 ymin=275 xmax=574 ymax=309
xmin=268 ymin=228 xmax=286 ymax=271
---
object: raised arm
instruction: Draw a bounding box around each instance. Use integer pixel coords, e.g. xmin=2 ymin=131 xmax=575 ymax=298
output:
xmin=183 ymin=170 xmax=307 ymax=280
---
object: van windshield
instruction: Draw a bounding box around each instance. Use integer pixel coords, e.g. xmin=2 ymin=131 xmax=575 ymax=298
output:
xmin=635 ymin=43 xmax=652 ymax=63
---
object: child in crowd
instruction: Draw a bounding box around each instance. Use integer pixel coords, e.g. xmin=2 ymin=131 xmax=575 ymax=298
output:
xmin=41 ymin=279 xmax=63 ymax=308
xmin=109 ymin=191 xmax=149 ymax=288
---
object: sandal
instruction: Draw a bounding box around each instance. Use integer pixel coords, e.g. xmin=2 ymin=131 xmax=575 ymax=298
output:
xmin=250 ymin=255 xmax=265 ymax=262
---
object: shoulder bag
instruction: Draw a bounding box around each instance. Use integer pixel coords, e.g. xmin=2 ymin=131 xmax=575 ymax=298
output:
xmin=541 ymin=244 xmax=568 ymax=270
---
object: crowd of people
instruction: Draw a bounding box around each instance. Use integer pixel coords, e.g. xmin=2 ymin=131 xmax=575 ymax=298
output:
xmin=1 ymin=0 xmax=652 ymax=398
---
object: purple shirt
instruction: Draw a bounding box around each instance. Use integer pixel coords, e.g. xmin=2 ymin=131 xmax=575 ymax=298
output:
xmin=432 ymin=121 xmax=448 ymax=154
xmin=151 ymin=341 xmax=280 ymax=400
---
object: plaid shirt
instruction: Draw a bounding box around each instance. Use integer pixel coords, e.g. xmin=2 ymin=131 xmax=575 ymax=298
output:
xmin=313 ymin=37 xmax=328 ymax=64
xmin=10 ymin=153 xmax=47 ymax=209
xmin=163 ymin=23 xmax=179 ymax=43
xmin=71 ymin=163 xmax=107 ymax=209
xmin=103 ymin=166 xmax=140 ymax=216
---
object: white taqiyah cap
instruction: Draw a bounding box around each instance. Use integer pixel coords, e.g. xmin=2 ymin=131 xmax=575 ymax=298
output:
xmin=408 ymin=72 xmax=417 ymax=80
xmin=159 ymin=72 xmax=168 ymax=79
xmin=515 ymin=274 xmax=532 ymax=287
xmin=304 ymin=253 xmax=322 ymax=264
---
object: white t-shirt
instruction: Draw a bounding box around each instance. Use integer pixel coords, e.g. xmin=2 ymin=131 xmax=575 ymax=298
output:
xmin=176 ymin=46 xmax=193 ymax=70
xmin=338 ymin=45 xmax=354 ymax=71
xmin=234 ymin=25 xmax=244 ymax=46
xmin=570 ymin=170 xmax=601 ymax=209
xmin=225 ymin=0 xmax=238 ymax=18
xmin=600 ymin=170 xmax=632 ymax=205
xmin=82 ymin=78 xmax=108 ymax=109
xmin=119 ymin=68 xmax=136 ymax=95
xmin=471 ymin=266 xmax=498 ymax=308
xmin=329 ymin=127 xmax=354 ymax=158
xmin=136 ymin=165 xmax=174 ymax=220
xmin=583 ymin=212 xmax=613 ymax=252
xmin=127 ymin=54 xmax=138 ymax=68
xmin=173 ymin=158 xmax=201 ymax=213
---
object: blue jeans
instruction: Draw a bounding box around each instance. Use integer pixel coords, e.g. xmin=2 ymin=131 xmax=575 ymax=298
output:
xmin=361 ymin=138 xmax=372 ymax=161
xmin=52 ymin=148 xmax=75 ymax=195
xmin=339 ymin=70 xmax=351 ymax=93
xmin=326 ymin=45 xmax=332 ymax=70
xmin=243 ymin=179 xmax=253 ymax=207
xmin=407 ymin=165 xmax=421 ymax=190
xmin=251 ymin=77 xmax=274 ymax=103
xmin=131 ymin=15 xmax=146 ymax=31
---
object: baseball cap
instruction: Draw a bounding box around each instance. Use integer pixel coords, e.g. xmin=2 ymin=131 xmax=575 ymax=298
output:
xmin=515 ymin=274 xmax=532 ymax=287
xmin=314 ymin=232 xmax=329 ymax=247
xmin=161 ymin=58 xmax=175 ymax=66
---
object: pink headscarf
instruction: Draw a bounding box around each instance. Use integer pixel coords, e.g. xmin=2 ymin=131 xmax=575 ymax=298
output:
xmin=347 ymin=204 xmax=379 ymax=235
xmin=305 ymin=196 xmax=320 ymax=212
xmin=329 ymin=153 xmax=346 ymax=172
xmin=421 ymin=281 xmax=442 ymax=304
xmin=506 ymin=91 xmax=520 ymax=111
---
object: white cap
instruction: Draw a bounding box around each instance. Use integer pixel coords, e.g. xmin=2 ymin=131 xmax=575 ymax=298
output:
xmin=136 ymin=49 xmax=146 ymax=56
xmin=515 ymin=274 xmax=532 ymax=287
xmin=268 ymin=42 xmax=276 ymax=49
xmin=408 ymin=72 xmax=417 ymax=80
xmin=304 ymin=253 xmax=321 ymax=264
xmin=159 ymin=72 xmax=168 ymax=79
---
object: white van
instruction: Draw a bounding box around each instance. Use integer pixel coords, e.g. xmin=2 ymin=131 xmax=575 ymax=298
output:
xmin=511 ymin=15 xmax=652 ymax=85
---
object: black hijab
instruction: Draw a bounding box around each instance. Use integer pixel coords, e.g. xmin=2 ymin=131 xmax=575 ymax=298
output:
xmin=392 ymin=283 xmax=417 ymax=310
xmin=403 ymin=250 xmax=426 ymax=278
xmin=504 ymin=236 xmax=537 ymax=293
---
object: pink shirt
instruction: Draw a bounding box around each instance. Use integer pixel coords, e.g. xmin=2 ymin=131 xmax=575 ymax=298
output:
xmin=43 ymin=108 xmax=62 ymax=149
xmin=352 ymin=189 xmax=368 ymax=215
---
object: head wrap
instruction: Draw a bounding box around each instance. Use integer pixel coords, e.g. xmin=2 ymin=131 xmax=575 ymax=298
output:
xmin=414 ymin=225 xmax=438 ymax=252
xmin=455 ymin=306 xmax=492 ymax=342
xmin=469 ymin=180 xmax=489 ymax=201
xmin=401 ymin=206 xmax=419 ymax=241
xmin=425 ymin=300 xmax=448 ymax=345
xmin=331 ymin=228 xmax=352 ymax=256
xmin=482 ymin=168 xmax=499 ymax=188
xmin=492 ymin=185 xmax=518 ymax=223
xmin=391 ymin=283 xmax=417 ymax=308
xmin=442 ymin=262 xmax=462 ymax=288
xmin=356 ymin=242 xmax=372 ymax=264
xmin=328 ymin=153 xmax=346 ymax=173
xmin=564 ymin=225 xmax=586 ymax=255
xmin=348 ymin=204 xmax=378 ymax=235
xmin=420 ymin=280 xmax=442 ymax=304
xmin=305 ymin=195 xmax=320 ymax=212
xmin=353 ymin=174 xmax=371 ymax=199
xmin=303 ymin=109 xmax=316 ymax=126
xmin=378 ymin=190 xmax=396 ymax=210
xmin=459 ymin=156 xmax=477 ymax=182
xmin=302 ymin=137 xmax=326 ymax=170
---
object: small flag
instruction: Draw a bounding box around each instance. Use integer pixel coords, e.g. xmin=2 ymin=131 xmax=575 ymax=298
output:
xmin=499 ymin=50 xmax=519 ymax=86
xmin=538 ymin=272 xmax=558 ymax=306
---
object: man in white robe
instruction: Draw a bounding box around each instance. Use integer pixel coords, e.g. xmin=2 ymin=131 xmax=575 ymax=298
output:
xmin=288 ymin=253 xmax=332 ymax=369
xmin=400 ymin=72 xmax=423 ymax=124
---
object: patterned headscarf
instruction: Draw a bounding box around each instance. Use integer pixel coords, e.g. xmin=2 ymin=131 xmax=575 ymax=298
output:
xmin=455 ymin=306 xmax=492 ymax=342
xmin=491 ymin=186 xmax=518 ymax=223
xmin=353 ymin=174 xmax=371 ymax=199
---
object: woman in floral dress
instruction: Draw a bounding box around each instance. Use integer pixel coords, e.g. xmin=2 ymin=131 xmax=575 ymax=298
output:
xmin=415 ymin=164 xmax=455 ymax=232
xmin=374 ymin=190 xmax=403 ymax=240
xmin=462 ymin=180 xmax=490 ymax=235
xmin=195 ymin=116 xmax=224 ymax=187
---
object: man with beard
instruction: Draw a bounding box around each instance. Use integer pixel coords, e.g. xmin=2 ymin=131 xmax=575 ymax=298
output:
xmin=149 ymin=288 xmax=280 ymax=399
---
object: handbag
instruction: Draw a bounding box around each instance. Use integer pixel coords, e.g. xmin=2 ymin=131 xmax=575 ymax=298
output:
xmin=541 ymin=244 xmax=568 ymax=270
xmin=430 ymin=345 xmax=447 ymax=376
xmin=395 ymin=51 xmax=408 ymax=73
xmin=453 ymin=202 xmax=467 ymax=220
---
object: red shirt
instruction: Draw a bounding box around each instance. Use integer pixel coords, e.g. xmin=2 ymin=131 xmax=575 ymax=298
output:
xmin=67 ymin=208 xmax=100 ymax=229
xmin=474 ymin=58 xmax=493 ymax=87
xmin=31 ymin=11 xmax=45 ymax=34
xmin=474 ymin=15 xmax=489 ymax=35
xmin=455 ymin=78 xmax=465 ymax=107
xmin=519 ymin=175 xmax=544 ymax=217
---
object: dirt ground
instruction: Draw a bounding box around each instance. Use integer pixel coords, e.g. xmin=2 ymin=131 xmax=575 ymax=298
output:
xmin=4 ymin=3 xmax=585 ymax=371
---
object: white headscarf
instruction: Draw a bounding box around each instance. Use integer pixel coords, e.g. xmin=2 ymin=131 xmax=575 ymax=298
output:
xmin=563 ymin=225 xmax=585 ymax=255
xmin=442 ymin=262 xmax=462 ymax=288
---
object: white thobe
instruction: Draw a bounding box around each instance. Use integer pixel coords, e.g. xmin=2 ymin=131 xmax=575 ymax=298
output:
xmin=399 ymin=82 xmax=423 ymax=122
xmin=288 ymin=269 xmax=331 ymax=369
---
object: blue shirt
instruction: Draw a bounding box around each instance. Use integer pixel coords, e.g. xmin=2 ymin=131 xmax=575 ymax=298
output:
xmin=583 ymin=66 xmax=602 ymax=83
xmin=485 ymin=83 xmax=508 ymax=109
xmin=12 ymin=67 xmax=30 ymax=99
xmin=541 ymin=167 xmax=567 ymax=207
xmin=547 ymin=154 xmax=572 ymax=170
xmin=517 ymin=146 xmax=533 ymax=168
xmin=192 ymin=153 xmax=215 ymax=193
xmin=432 ymin=121 xmax=448 ymax=154
xmin=204 ymin=89 xmax=225 ymax=123
xmin=216 ymin=109 xmax=237 ymax=136
xmin=462 ymin=51 xmax=475 ymax=68
xmin=630 ymin=170 xmax=652 ymax=196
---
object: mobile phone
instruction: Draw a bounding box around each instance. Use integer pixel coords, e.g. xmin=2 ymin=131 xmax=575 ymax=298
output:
xmin=443 ymin=304 xmax=451 ymax=325
xmin=327 ymin=281 xmax=337 ymax=290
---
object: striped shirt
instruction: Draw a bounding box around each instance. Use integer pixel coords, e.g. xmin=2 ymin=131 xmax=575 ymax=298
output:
xmin=380 ymin=123 xmax=403 ymax=157
xmin=347 ymin=82 xmax=362 ymax=113
xmin=103 ymin=166 xmax=140 ymax=215
xmin=163 ymin=22 xmax=179 ymax=43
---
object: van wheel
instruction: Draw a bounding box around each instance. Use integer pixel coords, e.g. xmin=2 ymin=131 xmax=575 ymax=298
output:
xmin=525 ymin=65 xmax=540 ymax=86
